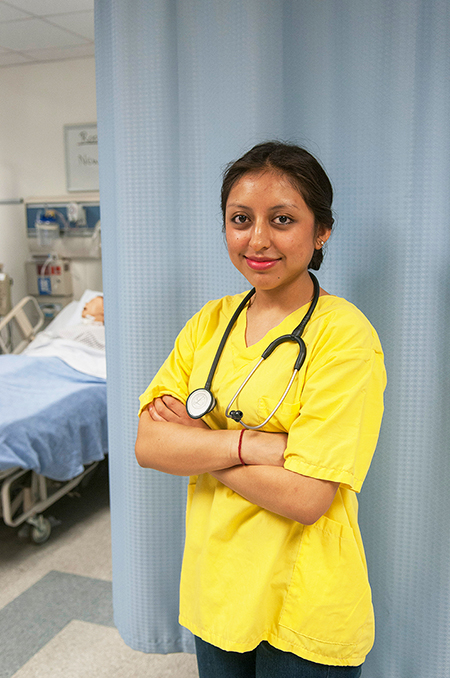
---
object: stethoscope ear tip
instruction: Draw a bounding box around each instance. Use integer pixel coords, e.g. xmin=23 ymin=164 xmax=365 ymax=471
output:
xmin=228 ymin=410 xmax=243 ymax=422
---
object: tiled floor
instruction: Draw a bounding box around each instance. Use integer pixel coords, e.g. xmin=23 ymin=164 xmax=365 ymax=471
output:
xmin=0 ymin=461 xmax=198 ymax=678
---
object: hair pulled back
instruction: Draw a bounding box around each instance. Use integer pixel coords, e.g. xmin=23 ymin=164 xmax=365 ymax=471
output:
xmin=221 ymin=141 xmax=334 ymax=270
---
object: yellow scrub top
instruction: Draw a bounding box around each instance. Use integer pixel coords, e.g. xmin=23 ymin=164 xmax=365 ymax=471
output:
xmin=139 ymin=293 xmax=386 ymax=667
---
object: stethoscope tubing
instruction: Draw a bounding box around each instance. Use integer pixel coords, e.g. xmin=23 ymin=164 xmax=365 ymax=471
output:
xmin=204 ymin=288 xmax=255 ymax=391
xmin=225 ymin=366 xmax=299 ymax=430
xmin=186 ymin=272 xmax=320 ymax=426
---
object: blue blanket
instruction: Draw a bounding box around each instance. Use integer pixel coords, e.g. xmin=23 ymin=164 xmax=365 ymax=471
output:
xmin=0 ymin=356 xmax=107 ymax=481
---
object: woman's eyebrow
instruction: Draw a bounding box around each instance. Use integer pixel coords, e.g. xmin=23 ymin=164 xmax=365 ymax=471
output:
xmin=226 ymin=203 xmax=252 ymax=210
xmin=270 ymin=202 xmax=299 ymax=210
xmin=227 ymin=202 xmax=299 ymax=210
xmin=227 ymin=202 xmax=300 ymax=209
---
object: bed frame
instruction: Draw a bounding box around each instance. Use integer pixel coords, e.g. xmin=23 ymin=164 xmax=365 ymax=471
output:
xmin=0 ymin=296 xmax=102 ymax=544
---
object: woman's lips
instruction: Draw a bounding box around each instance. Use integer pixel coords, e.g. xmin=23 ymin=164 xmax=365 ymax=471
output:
xmin=244 ymin=257 xmax=279 ymax=271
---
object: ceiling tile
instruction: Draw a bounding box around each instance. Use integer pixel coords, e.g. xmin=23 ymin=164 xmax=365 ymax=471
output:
xmin=0 ymin=50 xmax=32 ymax=66
xmin=0 ymin=17 xmax=89 ymax=50
xmin=46 ymin=11 xmax=94 ymax=41
xmin=0 ymin=3 xmax=31 ymax=21
xmin=4 ymin=0 xmax=94 ymax=16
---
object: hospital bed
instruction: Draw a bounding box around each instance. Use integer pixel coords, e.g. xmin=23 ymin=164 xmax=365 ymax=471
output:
xmin=0 ymin=291 xmax=107 ymax=543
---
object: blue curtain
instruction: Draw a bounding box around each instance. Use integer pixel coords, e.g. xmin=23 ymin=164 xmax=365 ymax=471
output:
xmin=95 ymin=1 xmax=450 ymax=675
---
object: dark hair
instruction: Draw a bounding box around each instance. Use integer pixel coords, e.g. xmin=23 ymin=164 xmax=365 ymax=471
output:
xmin=221 ymin=141 xmax=334 ymax=270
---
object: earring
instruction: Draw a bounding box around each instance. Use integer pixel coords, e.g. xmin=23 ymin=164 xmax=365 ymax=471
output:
xmin=319 ymin=240 xmax=325 ymax=247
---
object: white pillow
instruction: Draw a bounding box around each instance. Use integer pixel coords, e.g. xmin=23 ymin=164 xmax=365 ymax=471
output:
xmin=44 ymin=300 xmax=78 ymax=334
xmin=44 ymin=290 xmax=103 ymax=334
xmin=66 ymin=290 xmax=104 ymax=327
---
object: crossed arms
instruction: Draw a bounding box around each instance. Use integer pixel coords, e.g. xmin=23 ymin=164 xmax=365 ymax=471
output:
xmin=135 ymin=395 xmax=338 ymax=525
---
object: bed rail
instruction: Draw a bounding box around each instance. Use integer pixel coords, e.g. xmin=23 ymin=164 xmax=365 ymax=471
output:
xmin=0 ymin=296 xmax=44 ymax=354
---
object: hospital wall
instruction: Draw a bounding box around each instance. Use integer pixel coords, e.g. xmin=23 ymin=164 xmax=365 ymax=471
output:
xmin=0 ymin=57 xmax=97 ymax=305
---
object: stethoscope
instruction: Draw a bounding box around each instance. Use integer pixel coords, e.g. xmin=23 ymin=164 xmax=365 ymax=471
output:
xmin=186 ymin=272 xmax=320 ymax=430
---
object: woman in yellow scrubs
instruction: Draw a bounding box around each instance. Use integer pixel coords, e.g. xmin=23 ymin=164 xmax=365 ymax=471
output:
xmin=136 ymin=142 xmax=386 ymax=678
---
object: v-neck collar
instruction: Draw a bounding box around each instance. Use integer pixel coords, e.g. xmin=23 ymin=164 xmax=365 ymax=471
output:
xmin=229 ymin=296 xmax=316 ymax=358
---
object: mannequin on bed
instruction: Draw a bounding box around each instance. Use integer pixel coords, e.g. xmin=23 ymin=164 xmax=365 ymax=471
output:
xmin=58 ymin=295 xmax=105 ymax=350
xmin=22 ymin=293 xmax=106 ymax=378
xmin=81 ymin=296 xmax=104 ymax=324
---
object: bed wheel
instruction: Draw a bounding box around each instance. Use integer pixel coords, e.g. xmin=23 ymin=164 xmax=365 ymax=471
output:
xmin=30 ymin=516 xmax=52 ymax=544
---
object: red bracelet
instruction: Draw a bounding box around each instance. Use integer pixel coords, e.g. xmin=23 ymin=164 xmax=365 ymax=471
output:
xmin=238 ymin=429 xmax=246 ymax=466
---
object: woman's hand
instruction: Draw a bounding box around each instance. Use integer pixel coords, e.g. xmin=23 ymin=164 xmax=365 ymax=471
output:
xmin=148 ymin=395 xmax=209 ymax=429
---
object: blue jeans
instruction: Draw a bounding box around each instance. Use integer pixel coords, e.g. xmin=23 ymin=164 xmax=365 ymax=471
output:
xmin=195 ymin=637 xmax=363 ymax=678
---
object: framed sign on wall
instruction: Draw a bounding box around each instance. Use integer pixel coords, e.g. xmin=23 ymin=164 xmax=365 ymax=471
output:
xmin=64 ymin=123 xmax=99 ymax=192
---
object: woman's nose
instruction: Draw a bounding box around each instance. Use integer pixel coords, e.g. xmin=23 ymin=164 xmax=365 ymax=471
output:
xmin=249 ymin=220 xmax=271 ymax=251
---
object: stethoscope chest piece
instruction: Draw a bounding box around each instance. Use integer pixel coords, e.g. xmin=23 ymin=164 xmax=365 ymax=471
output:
xmin=186 ymin=388 xmax=216 ymax=419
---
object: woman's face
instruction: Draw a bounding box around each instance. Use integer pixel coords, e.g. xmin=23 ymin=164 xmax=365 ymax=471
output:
xmin=225 ymin=170 xmax=330 ymax=297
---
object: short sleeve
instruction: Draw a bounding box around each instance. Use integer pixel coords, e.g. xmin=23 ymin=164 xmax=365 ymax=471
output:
xmin=138 ymin=310 xmax=200 ymax=416
xmin=284 ymin=332 xmax=386 ymax=493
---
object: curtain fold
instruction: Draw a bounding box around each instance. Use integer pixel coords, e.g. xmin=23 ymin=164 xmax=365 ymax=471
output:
xmin=95 ymin=1 xmax=450 ymax=674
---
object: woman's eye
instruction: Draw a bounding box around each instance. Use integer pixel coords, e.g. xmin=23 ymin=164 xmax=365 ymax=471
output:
xmin=274 ymin=215 xmax=291 ymax=225
xmin=232 ymin=214 xmax=249 ymax=224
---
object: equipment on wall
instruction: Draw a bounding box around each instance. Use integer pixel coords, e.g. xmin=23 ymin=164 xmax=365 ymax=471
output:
xmin=27 ymin=208 xmax=73 ymax=307
xmin=25 ymin=256 xmax=72 ymax=298
xmin=34 ymin=208 xmax=67 ymax=251
xmin=25 ymin=195 xmax=102 ymax=311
